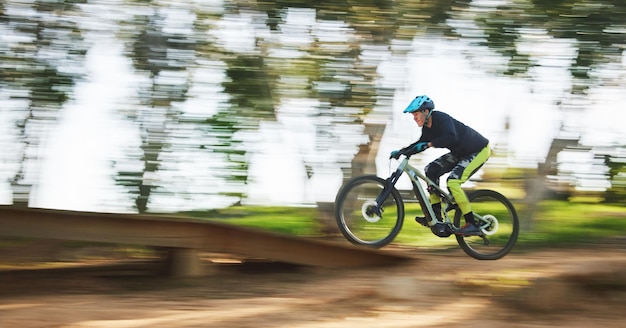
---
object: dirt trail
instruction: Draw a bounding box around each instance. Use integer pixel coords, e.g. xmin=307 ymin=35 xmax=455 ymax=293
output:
xmin=1 ymin=241 xmax=625 ymax=328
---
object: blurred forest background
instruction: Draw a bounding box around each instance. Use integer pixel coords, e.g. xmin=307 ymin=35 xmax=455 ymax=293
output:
xmin=1 ymin=0 xmax=624 ymax=219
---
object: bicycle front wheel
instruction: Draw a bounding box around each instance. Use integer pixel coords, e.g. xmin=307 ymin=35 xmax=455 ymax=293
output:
xmin=334 ymin=175 xmax=404 ymax=248
xmin=454 ymin=189 xmax=519 ymax=260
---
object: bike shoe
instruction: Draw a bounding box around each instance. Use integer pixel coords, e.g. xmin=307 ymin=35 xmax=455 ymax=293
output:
xmin=454 ymin=222 xmax=482 ymax=236
xmin=414 ymin=216 xmax=430 ymax=227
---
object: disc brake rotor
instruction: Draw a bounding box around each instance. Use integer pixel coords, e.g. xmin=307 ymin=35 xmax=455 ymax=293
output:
xmin=361 ymin=200 xmax=382 ymax=223
xmin=481 ymin=214 xmax=498 ymax=236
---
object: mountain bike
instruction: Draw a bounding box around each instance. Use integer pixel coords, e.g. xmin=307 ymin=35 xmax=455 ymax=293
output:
xmin=334 ymin=154 xmax=519 ymax=260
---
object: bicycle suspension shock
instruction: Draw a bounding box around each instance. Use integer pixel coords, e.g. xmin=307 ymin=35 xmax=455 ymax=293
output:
xmin=375 ymin=169 xmax=402 ymax=209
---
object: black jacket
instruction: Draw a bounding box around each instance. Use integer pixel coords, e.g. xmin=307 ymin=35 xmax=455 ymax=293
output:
xmin=415 ymin=111 xmax=489 ymax=158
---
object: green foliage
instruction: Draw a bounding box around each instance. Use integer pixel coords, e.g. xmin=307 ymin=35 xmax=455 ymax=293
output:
xmin=473 ymin=0 xmax=626 ymax=92
xmin=201 ymin=54 xmax=277 ymax=192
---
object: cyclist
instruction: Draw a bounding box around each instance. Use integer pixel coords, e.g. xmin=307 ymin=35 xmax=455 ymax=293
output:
xmin=390 ymin=95 xmax=491 ymax=236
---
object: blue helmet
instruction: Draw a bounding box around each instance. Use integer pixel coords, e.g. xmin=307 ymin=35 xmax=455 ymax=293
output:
xmin=403 ymin=95 xmax=435 ymax=113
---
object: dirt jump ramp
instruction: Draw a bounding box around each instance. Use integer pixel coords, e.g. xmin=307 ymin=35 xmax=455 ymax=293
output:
xmin=0 ymin=206 xmax=411 ymax=275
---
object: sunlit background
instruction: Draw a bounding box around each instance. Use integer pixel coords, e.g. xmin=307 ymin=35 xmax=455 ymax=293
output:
xmin=1 ymin=0 xmax=624 ymax=213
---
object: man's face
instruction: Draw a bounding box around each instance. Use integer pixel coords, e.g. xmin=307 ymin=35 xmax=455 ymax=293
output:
xmin=412 ymin=110 xmax=427 ymax=127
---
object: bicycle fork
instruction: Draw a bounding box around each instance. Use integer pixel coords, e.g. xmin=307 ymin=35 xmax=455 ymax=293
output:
xmin=372 ymin=169 xmax=403 ymax=216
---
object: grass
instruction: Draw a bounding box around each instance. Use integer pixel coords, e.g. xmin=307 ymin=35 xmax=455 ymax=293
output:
xmin=516 ymin=200 xmax=626 ymax=247
xmin=181 ymin=200 xmax=626 ymax=249
xmin=180 ymin=206 xmax=323 ymax=236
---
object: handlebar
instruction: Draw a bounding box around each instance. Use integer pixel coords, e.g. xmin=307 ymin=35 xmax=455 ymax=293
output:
xmin=389 ymin=152 xmax=415 ymax=160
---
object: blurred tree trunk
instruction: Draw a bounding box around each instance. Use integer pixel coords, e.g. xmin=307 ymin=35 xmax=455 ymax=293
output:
xmin=350 ymin=123 xmax=387 ymax=179
xmin=603 ymin=153 xmax=626 ymax=203
xmin=522 ymin=137 xmax=579 ymax=231
xmin=318 ymin=122 xmax=386 ymax=234
xmin=115 ymin=5 xmax=195 ymax=213
xmin=10 ymin=182 xmax=31 ymax=207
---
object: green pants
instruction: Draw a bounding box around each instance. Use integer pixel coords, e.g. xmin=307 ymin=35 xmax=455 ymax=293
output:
xmin=426 ymin=144 xmax=491 ymax=214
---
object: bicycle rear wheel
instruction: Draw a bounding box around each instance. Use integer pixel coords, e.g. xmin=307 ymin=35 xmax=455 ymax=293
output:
xmin=454 ymin=189 xmax=519 ymax=260
xmin=334 ymin=175 xmax=404 ymax=248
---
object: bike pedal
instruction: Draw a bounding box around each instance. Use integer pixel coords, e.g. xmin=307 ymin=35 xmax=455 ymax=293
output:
xmin=414 ymin=216 xmax=430 ymax=227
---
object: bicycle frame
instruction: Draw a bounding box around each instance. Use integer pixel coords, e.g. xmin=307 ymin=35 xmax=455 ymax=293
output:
xmin=386 ymin=155 xmax=457 ymax=227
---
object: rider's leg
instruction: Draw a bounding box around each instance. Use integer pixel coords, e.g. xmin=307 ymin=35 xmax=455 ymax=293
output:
xmin=446 ymin=145 xmax=491 ymax=232
xmin=424 ymin=153 xmax=457 ymax=220
xmin=416 ymin=154 xmax=453 ymax=226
